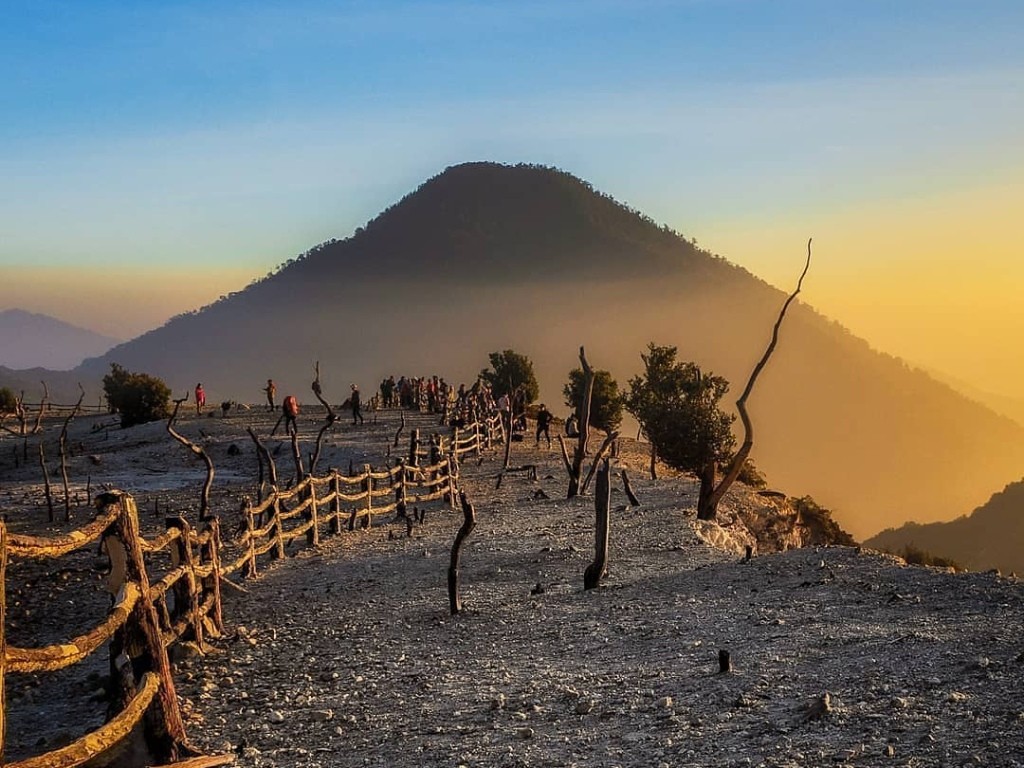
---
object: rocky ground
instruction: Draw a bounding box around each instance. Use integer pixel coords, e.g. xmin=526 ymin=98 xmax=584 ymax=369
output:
xmin=3 ymin=409 xmax=1024 ymax=767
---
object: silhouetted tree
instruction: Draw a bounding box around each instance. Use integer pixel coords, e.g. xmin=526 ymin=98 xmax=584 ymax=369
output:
xmin=624 ymin=344 xmax=736 ymax=519
xmin=480 ymin=349 xmax=539 ymax=403
xmin=103 ymin=363 xmax=171 ymax=428
xmin=564 ymin=368 xmax=622 ymax=434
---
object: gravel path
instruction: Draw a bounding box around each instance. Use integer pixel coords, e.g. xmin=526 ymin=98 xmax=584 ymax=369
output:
xmin=173 ymin=428 xmax=1024 ymax=768
xmin=5 ymin=410 xmax=1024 ymax=767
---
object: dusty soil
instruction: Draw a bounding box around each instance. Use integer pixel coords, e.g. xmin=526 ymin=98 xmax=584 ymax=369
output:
xmin=3 ymin=409 xmax=1024 ymax=767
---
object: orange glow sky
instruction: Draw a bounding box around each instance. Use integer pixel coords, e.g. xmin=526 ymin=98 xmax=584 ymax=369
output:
xmin=2 ymin=2 xmax=1022 ymax=402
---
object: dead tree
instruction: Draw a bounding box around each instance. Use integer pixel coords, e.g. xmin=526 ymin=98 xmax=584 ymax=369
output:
xmin=308 ymin=361 xmax=337 ymax=475
xmin=15 ymin=391 xmax=26 ymax=436
xmin=31 ymin=380 xmax=49 ymax=434
xmin=584 ymin=459 xmax=611 ymax=590
xmin=580 ymin=430 xmax=619 ymax=495
xmin=167 ymin=398 xmax=215 ymax=520
xmin=447 ymin=491 xmax=477 ymax=615
xmin=697 ymin=239 xmax=813 ymax=521
xmin=561 ymin=346 xmax=594 ymax=498
xmin=59 ymin=383 xmax=85 ymax=521
xmin=247 ymin=427 xmax=279 ymax=519
xmin=38 ymin=441 xmax=55 ymax=521
xmin=621 ymin=469 xmax=640 ymax=506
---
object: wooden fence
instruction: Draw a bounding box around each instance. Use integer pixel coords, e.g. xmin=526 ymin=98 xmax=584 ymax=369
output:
xmin=0 ymin=412 xmax=503 ymax=767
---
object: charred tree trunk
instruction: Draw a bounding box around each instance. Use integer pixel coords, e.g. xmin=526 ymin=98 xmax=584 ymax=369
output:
xmin=567 ymin=346 xmax=594 ymax=498
xmin=584 ymin=460 xmax=611 ymax=590
xmin=447 ymin=491 xmax=477 ymax=614
xmin=696 ymin=459 xmax=717 ymax=521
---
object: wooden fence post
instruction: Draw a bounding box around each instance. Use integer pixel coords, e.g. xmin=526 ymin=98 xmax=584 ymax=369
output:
xmin=395 ymin=459 xmax=408 ymax=516
xmin=474 ymin=421 xmax=482 ymax=458
xmin=109 ymin=493 xmax=191 ymax=762
xmin=584 ymin=460 xmax=611 ymax=590
xmin=330 ymin=472 xmax=342 ymax=535
xmin=446 ymin=448 xmax=458 ymax=507
xmin=452 ymin=427 xmax=461 ymax=459
xmin=1 ymin=520 xmax=8 ymax=762
xmin=362 ymin=464 xmax=373 ymax=529
xmin=307 ymin=480 xmax=320 ymax=548
xmin=166 ymin=516 xmax=203 ymax=649
xmin=409 ymin=429 xmax=420 ymax=468
xmin=271 ymin=495 xmax=285 ymax=560
xmin=244 ymin=500 xmax=258 ymax=578
xmin=201 ymin=518 xmax=225 ymax=636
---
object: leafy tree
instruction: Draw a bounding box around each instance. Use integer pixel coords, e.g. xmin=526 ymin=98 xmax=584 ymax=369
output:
xmin=102 ymin=363 xmax=171 ymax=428
xmin=624 ymin=344 xmax=735 ymax=519
xmin=480 ymin=349 xmax=539 ymax=403
xmin=0 ymin=387 xmax=17 ymax=413
xmin=563 ymin=368 xmax=622 ymax=434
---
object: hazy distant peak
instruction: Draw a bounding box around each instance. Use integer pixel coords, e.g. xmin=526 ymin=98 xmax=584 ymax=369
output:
xmin=0 ymin=308 xmax=121 ymax=371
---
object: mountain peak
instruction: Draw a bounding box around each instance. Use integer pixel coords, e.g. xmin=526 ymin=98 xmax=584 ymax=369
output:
xmin=277 ymin=161 xmax=711 ymax=286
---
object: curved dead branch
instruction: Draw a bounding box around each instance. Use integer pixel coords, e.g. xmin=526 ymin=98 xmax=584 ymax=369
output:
xmin=702 ymin=238 xmax=812 ymax=519
xmin=309 ymin=361 xmax=337 ymax=475
xmin=167 ymin=399 xmax=215 ymax=520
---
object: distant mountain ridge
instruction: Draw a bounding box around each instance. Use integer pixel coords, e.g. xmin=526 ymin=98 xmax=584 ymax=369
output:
xmin=70 ymin=162 xmax=1024 ymax=539
xmin=866 ymin=479 xmax=1024 ymax=574
xmin=0 ymin=309 xmax=120 ymax=371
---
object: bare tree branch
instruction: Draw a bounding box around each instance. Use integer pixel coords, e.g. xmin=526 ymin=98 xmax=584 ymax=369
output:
xmin=167 ymin=398 xmax=215 ymax=520
xmin=701 ymin=238 xmax=812 ymax=519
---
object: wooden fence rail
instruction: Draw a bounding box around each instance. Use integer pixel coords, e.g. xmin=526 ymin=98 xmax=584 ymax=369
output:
xmin=0 ymin=412 xmax=503 ymax=767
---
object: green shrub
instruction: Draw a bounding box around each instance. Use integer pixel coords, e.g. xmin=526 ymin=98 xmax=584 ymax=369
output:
xmin=893 ymin=543 xmax=962 ymax=571
xmin=102 ymin=363 xmax=171 ymax=428
xmin=0 ymin=387 xmax=17 ymax=413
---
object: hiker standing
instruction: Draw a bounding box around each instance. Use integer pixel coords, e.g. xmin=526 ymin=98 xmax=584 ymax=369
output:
xmin=194 ymin=383 xmax=206 ymax=415
xmin=535 ymin=403 xmax=553 ymax=448
xmin=350 ymin=384 xmax=364 ymax=425
xmin=265 ymin=379 xmax=277 ymax=411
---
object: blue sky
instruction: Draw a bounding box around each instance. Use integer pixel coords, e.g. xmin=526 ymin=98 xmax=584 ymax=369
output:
xmin=1 ymin=1 xmax=1023 ymax=390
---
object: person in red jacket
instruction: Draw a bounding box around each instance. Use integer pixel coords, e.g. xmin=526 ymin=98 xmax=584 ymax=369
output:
xmin=195 ymin=383 xmax=206 ymax=415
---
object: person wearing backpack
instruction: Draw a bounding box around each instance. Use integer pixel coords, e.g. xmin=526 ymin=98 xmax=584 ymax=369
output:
xmin=283 ymin=394 xmax=299 ymax=435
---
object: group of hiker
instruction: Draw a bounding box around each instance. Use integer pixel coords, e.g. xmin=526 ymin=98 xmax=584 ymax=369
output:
xmin=189 ymin=374 xmax=578 ymax=447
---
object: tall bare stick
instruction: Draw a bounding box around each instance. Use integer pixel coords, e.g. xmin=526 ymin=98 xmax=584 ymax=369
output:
xmin=59 ymin=383 xmax=85 ymax=520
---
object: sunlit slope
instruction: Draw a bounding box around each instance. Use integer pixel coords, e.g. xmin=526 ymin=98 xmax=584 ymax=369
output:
xmin=78 ymin=162 xmax=1024 ymax=538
